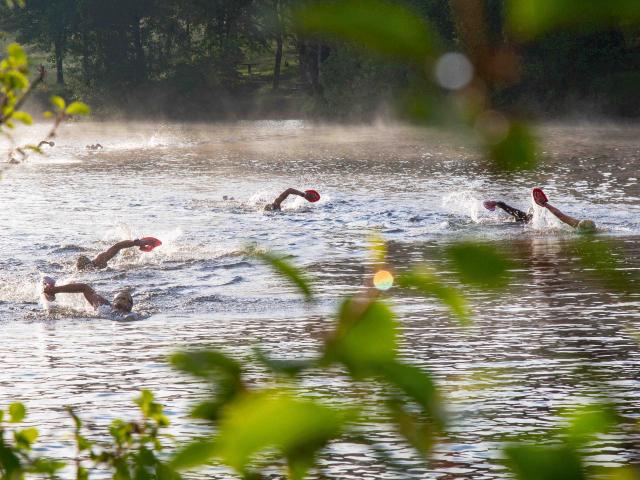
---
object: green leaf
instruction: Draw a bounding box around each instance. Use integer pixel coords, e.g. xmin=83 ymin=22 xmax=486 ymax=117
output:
xmin=296 ymin=0 xmax=437 ymax=64
xmin=379 ymin=362 xmax=445 ymax=429
xmin=507 ymin=0 xmax=640 ymax=39
xmin=43 ymin=110 xmax=54 ymax=119
xmin=397 ymin=269 xmax=471 ymax=325
xmin=252 ymin=249 xmax=313 ymax=301
xmin=134 ymin=390 xmax=169 ymax=426
xmin=5 ymin=70 xmax=29 ymax=90
xmin=190 ymin=401 xmax=223 ymax=421
xmin=215 ymin=389 xmax=354 ymax=478
xmin=488 ymin=122 xmax=537 ymax=172
xmin=505 ymin=444 xmax=586 ymax=480
xmin=324 ymin=298 xmax=398 ymax=377
xmin=171 ymin=351 xmax=242 ymax=382
xmin=387 ymin=399 xmax=435 ymax=456
xmin=171 ymin=351 xmax=244 ymax=412
xmin=14 ymin=427 xmax=38 ymax=449
xmin=0 ymin=446 xmax=21 ymax=475
xmin=5 ymin=0 xmax=26 ymax=8
xmin=562 ymin=403 xmax=619 ymax=447
xmin=9 ymin=402 xmax=26 ymax=422
xmin=50 ymin=95 xmax=66 ymax=110
xmin=170 ymin=440 xmax=217 ymax=471
xmin=446 ymin=242 xmax=513 ymax=289
xmin=254 ymin=348 xmax=316 ymax=376
xmin=65 ymin=101 xmax=91 ymax=116
xmin=156 ymin=463 xmax=182 ymax=480
xmin=7 ymin=43 xmax=26 ymax=64
xmin=30 ymin=458 xmax=67 ymax=475
xmin=11 ymin=111 xmax=32 ymax=125
xmin=66 ymin=406 xmax=83 ymax=429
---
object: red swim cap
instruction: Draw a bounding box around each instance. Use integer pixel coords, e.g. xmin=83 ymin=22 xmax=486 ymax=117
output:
xmin=532 ymin=187 xmax=548 ymax=207
xmin=305 ymin=189 xmax=321 ymax=203
xmin=139 ymin=236 xmax=162 ymax=252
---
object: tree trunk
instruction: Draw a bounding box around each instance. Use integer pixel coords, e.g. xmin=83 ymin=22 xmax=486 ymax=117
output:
xmin=54 ymin=35 xmax=65 ymax=85
xmin=273 ymin=36 xmax=283 ymax=90
xmin=272 ymin=0 xmax=283 ymax=90
xmin=132 ymin=13 xmax=147 ymax=82
xmin=82 ymin=30 xmax=90 ymax=86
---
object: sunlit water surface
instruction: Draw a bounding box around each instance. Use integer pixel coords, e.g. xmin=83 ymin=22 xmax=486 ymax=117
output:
xmin=1 ymin=121 xmax=640 ymax=479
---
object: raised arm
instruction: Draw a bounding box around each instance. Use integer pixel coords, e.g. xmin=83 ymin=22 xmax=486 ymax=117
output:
xmin=270 ymin=188 xmax=307 ymax=210
xmin=46 ymin=283 xmax=109 ymax=309
xmin=92 ymin=239 xmax=141 ymax=268
xmin=542 ymin=203 xmax=580 ymax=228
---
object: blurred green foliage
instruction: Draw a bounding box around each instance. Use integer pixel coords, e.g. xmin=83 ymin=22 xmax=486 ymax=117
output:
xmin=2 ymin=1 xmax=640 ymax=479
xmin=0 ymin=42 xmax=90 ymax=168
xmin=507 ymin=0 xmax=640 ymax=38
xmin=295 ymin=0 xmax=437 ymax=64
xmin=446 ymin=242 xmax=513 ymax=289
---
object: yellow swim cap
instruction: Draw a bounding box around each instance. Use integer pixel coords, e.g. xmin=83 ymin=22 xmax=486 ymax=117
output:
xmin=577 ymin=220 xmax=596 ymax=233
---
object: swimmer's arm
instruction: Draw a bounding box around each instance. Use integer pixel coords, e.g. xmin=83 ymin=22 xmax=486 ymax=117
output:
xmin=495 ymin=202 xmax=530 ymax=222
xmin=48 ymin=283 xmax=109 ymax=309
xmin=271 ymin=188 xmax=306 ymax=209
xmin=92 ymin=240 xmax=142 ymax=267
xmin=543 ymin=203 xmax=580 ymax=228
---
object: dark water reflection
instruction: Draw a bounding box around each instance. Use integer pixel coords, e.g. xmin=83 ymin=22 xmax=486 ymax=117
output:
xmin=1 ymin=121 xmax=639 ymax=478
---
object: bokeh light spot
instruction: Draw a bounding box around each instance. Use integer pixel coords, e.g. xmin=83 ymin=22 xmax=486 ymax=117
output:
xmin=434 ymin=52 xmax=474 ymax=90
xmin=373 ymin=270 xmax=394 ymax=291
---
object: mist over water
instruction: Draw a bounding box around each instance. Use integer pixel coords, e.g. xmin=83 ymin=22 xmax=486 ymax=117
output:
xmin=1 ymin=120 xmax=640 ymax=478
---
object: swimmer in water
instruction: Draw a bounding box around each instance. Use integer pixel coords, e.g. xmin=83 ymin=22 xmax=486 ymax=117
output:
xmin=43 ymin=279 xmax=135 ymax=318
xmin=86 ymin=143 xmax=103 ymax=150
xmin=264 ymin=188 xmax=321 ymax=211
xmin=484 ymin=187 xmax=596 ymax=232
xmin=76 ymin=238 xmax=159 ymax=271
xmin=37 ymin=140 xmax=55 ymax=149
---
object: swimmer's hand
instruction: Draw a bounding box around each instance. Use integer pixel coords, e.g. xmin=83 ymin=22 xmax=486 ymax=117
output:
xmin=532 ymin=187 xmax=548 ymax=207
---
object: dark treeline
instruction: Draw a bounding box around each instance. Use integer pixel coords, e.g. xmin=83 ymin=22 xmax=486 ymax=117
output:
xmin=1 ymin=0 xmax=638 ymax=119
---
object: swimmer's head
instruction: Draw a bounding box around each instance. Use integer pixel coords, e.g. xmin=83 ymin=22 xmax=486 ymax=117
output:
xmin=305 ymin=189 xmax=321 ymax=203
xmin=112 ymin=291 xmax=133 ymax=313
xmin=577 ymin=219 xmax=596 ymax=233
xmin=76 ymin=255 xmax=93 ymax=270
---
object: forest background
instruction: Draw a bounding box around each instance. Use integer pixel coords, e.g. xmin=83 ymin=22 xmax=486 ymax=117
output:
xmin=1 ymin=0 xmax=638 ymax=121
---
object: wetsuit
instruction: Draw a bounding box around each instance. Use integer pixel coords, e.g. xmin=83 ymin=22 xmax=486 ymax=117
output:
xmin=495 ymin=202 xmax=532 ymax=223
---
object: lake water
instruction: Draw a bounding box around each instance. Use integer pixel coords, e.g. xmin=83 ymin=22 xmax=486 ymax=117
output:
xmin=1 ymin=120 xmax=639 ymax=478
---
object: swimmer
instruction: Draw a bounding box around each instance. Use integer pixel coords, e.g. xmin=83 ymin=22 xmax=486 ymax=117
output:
xmin=265 ymin=188 xmax=321 ymax=211
xmin=484 ymin=187 xmax=596 ymax=232
xmin=86 ymin=143 xmax=103 ymax=150
xmin=37 ymin=140 xmax=55 ymax=149
xmin=43 ymin=279 xmax=135 ymax=319
xmin=76 ymin=238 xmax=160 ymax=271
